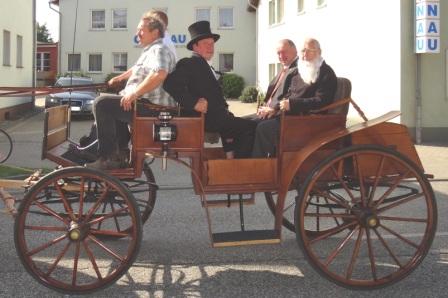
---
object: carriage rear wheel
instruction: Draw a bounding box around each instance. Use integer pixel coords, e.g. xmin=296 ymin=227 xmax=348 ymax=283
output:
xmin=14 ymin=167 xmax=142 ymax=294
xmin=295 ymin=145 xmax=437 ymax=289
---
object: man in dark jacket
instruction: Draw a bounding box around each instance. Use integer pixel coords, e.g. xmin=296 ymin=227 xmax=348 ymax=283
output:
xmin=252 ymin=38 xmax=337 ymax=157
xmin=163 ymin=21 xmax=256 ymax=158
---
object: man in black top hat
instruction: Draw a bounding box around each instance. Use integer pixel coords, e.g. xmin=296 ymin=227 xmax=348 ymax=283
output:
xmin=164 ymin=21 xmax=256 ymax=158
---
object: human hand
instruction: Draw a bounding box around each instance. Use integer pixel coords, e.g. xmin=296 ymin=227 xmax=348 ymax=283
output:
xmin=194 ymin=98 xmax=208 ymax=113
xmin=108 ymin=76 xmax=119 ymax=86
xmin=120 ymin=92 xmax=138 ymax=111
xmin=257 ymin=106 xmax=275 ymax=119
xmin=279 ymin=99 xmax=290 ymax=111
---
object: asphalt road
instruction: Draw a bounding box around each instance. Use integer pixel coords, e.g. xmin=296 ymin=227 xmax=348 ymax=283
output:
xmin=0 ymin=107 xmax=448 ymax=297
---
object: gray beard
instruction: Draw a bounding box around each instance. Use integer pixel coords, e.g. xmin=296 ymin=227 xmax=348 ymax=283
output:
xmin=298 ymin=59 xmax=321 ymax=84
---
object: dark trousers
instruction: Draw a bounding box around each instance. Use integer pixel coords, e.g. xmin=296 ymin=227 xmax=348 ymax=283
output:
xmin=251 ymin=117 xmax=280 ymax=158
xmin=207 ymin=111 xmax=257 ymax=158
xmin=93 ymin=95 xmax=132 ymax=158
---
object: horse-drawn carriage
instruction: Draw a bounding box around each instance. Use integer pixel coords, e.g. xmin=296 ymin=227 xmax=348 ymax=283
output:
xmin=0 ymin=78 xmax=437 ymax=294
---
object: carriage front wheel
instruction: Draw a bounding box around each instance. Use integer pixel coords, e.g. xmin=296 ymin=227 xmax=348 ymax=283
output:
xmin=295 ymin=145 xmax=437 ymax=289
xmin=14 ymin=167 xmax=142 ymax=294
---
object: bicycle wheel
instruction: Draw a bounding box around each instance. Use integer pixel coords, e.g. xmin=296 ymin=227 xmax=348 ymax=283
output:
xmin=0 ymin=128 xmax=13 ymax=163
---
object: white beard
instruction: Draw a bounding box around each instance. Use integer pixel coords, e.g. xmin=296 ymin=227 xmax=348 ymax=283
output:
xmin=298 ymin=57 xmax=323 ymax=84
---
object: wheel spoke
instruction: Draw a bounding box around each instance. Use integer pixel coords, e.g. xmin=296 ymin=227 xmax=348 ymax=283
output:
xmin=87 ymin=206 xmax=129 ymax=226
xmin=309 ymin=220 xmax=358 ymax=245
xmin=27 ymin=234 xmax=67 ymax=257
xmin=313 ymin=188 xmax=352 ymax=211
xmin=374 ymin=170 xmax=411 ymax=208
xmin=109 ymin=201 xmax=122 ymax=232
xmin=84 ymin=187 xmax=110 ymax=222
xmin=346 ymin=227 xmax=364 ymax=279
xmin=72 ymin=242 xmax=81 ymax=286
xmin=367 ymin=155 xmax=386 ymax=206
xmin=82 ymin=240 xmax=103 ymax=280
xmin=304 ymin=213 xmax=356 ymax=219
xmin=366 ymin=228 xmax=378 ymax=281
xmin=24 ymin=225 xmax=66 ymax=232
xmin=78 ymin=178 xmax=86 ymax=218
xmin=325 ymin=226 xmax=359 ymax=266
xmin=377 ymin=192 xmax=424 ymax=214
xmin=54 ymin=182 xmax=76 ymax=221
xmin=379 ymin=224 xmax=420 ymax=249
xmin=373 ymin=228 xmax=403 ymax=268
xmin=44 ymin=241 xmax=72 ymax=278
xmin=88 ymin=235 xmax=125 ymax=262
xmin=33 ymin=200 xmax=69 ymax=224
xmin=90 ymin=229 xmax=131 ymax=238
xmin=378 ymin=215 xmax=427 ymax=223
xmin=330 ymin=162 xmax=357 ymax=203
xmin=354 ymin=154 xmax=367 ymax=207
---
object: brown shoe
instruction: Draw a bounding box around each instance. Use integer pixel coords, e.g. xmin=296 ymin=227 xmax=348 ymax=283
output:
xmin=85 ymin=157 xmax=124 ymax=170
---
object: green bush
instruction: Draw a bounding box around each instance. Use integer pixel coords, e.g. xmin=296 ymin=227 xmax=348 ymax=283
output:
xmin=239 ymin=86 xmax=258 ymax=103
xmin=222 ymin=73 xmax=245 ymax=99
xmin=57 ymin=71 xmax=89 ymax=78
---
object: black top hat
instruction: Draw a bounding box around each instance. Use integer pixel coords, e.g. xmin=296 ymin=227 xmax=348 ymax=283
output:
xmin=186 ymin=21 xmax=220 ymax=50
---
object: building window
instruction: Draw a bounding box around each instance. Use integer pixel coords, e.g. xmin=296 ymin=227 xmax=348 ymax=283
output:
xmin=36 ymin=52 xmax=50 ymax=71
xmin=3 ymin=30 xmax=11 ymax=66
xmin=91 ymin=10 xmax=106 ymax=29
xmin=219 ymin=7 xmax=234 ymax=28
xmin=298 ymin=0 xmax=305 ymax=13
xmin=88 ymin=54 xmax=102 ymax=72
xmin=268 ymin=63 xmax=283 ymax=81
xmin=113 ymin=53 xmax=127 ymax=72
xmin=113 ymin=9 xmax=127 ymax=29
xmin=68 ymin=53 xmax=81 ymax=71
xmin=219 ymin=53 xmax=234 ymax=73
xmin=269 ymin=0 xmax=284 ymax=25
xmin=196 ymin=8 xmax=210 ymax=22
xmin=317 ymin=0 xmax=326 ymax=7
xmin=16 ymin=35 xmax=23 ymax=67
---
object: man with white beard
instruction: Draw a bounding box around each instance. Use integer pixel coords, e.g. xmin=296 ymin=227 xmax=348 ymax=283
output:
xmin=252 ymin=37 xmax=337 ymax=158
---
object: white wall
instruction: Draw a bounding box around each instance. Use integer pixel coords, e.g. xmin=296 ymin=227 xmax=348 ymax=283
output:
xmin=0 ymin=0 xmax=34 ymax=108
xmin=256 ymin=0 xmax=401 ymax=119
xmin=59 ymin=0 xmax=256 ymax=85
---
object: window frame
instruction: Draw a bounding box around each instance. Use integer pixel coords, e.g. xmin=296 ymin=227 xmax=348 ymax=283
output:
xmin=218 ymin=7 xmax=234 ymax=29
xmin=268 ymin=0 xmax=284 ymax=26
xmin=218 ymin=52 xmax=234 ymax=73
xmin=112 ymin=52 xmax=128 ymax=73
xmin=36 ymin=52 xmax=51 ymax=72
xmin=297 ymin=0 xmax=305 ymax=14
xmin=112 ymin=8 xmax=127 ymax=30
xmin=16 ymin=35 xmax=23 ymax=68
xmin=3 ymin=30 xmax=11 ymax=66
xmin=91 ymin=9 xmax=106 ymax=30
xmin=195 ymin=7 xmax=211 ymax=22
xmin=68 ymin=53 xmax=81 ymax=72
xmin=88 ymin=53 xmax=103 ymax=73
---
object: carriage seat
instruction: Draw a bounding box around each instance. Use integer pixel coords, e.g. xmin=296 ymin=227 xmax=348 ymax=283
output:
xmin=327 ymin=77 xmax=352 ymax=115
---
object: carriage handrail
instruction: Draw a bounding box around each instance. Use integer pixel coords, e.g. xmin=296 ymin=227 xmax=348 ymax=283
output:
xmin=310 ymin=97 xmax=368 ymax=121
xmin=0 ymin=84 xmax=108 ymax=97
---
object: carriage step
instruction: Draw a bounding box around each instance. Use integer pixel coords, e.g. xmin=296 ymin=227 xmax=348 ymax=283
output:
xmin=211 ymin=230 xmax=280 ymax=247
xmin=205 ymin=193 xmax=255 ymax=208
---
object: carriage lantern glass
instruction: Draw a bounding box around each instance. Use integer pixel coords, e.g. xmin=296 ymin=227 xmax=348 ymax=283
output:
xmin=153 ymin=111 xmax=177 ymax=142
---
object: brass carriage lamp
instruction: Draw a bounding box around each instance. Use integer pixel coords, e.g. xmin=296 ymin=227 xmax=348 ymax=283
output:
xmin=153 ymin=111 xmax=177 ymax=170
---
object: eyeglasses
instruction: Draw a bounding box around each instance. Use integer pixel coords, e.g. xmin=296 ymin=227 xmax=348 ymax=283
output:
xmin=301 ymin=48 xmax=318 ymax=53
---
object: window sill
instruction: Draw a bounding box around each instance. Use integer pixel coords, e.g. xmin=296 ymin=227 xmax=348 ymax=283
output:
xmin=218 ymin=26 xmax=234 ymax=30
xmin=297 ymin=10 xmax=306 ymax=16
xmin=87 ymin=71 xmax=103 ymax=74
xmin=89 ymin=28 xmax=106 ymax=31
xmin=111 ymin=28 xmax=128 ymax=31
xmin=268 ymin=21 xmax=285 ymax=29
xmin=16 ymin=66 xmax=24 ymax=68
xmin=316 ymin=3 xmax=327 ymax=9
xmin=2 ymin=64 xmax=11 ymax=67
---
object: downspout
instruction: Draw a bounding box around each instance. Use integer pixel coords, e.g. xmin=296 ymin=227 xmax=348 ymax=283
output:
xmin=32 ymin=0 xmax=36 ymax=104
xmin=49 ymin=1 xmax=61 ymax=74
xmin=415 ymin=54 xmax=422 ymax=144
xmin=247 ymin=0 xmax=258 ymax=87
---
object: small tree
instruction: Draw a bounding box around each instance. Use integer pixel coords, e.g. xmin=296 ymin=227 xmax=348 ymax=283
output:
xmin=37 ymin=22 xmax=53 ymax=43
xmin=239 ymin=86 xmax=258 ymax=103
xmin=222 ymin=73 xmax=245 ymax=99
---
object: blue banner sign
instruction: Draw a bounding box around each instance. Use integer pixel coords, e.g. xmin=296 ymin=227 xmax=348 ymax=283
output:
xmin=415 ymin=0 xmax=440 ymax=53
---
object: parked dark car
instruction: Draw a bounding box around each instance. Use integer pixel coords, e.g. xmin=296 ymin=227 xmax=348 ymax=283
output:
xmin=45 ymin=77 xmax=98 ymax=114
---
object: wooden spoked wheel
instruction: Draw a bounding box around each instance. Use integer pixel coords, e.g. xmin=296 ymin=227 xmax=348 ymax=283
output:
xmin=265 ymin=190 xmax=297 ymax=232
xmin=295 ymin=145 xmax=437 ymax=289
xmin=14 ymin=167 xmax=142 ymax=294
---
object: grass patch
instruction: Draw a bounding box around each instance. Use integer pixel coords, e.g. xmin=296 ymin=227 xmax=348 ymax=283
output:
xmin=0 ymin=164 xmax=51 ymax=178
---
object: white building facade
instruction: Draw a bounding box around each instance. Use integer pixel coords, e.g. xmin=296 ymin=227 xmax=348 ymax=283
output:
xmin=252 ymin=0 xmax=448 ymax=142
xmin=56 ymin=0 xmax=256 ymax=86
xmin=0 ymin=0 xmax=35 ymax=120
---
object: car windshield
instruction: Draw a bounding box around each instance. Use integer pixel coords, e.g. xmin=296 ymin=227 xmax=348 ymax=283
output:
xmin=55 ymin=78 xmax=93 ymax=87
